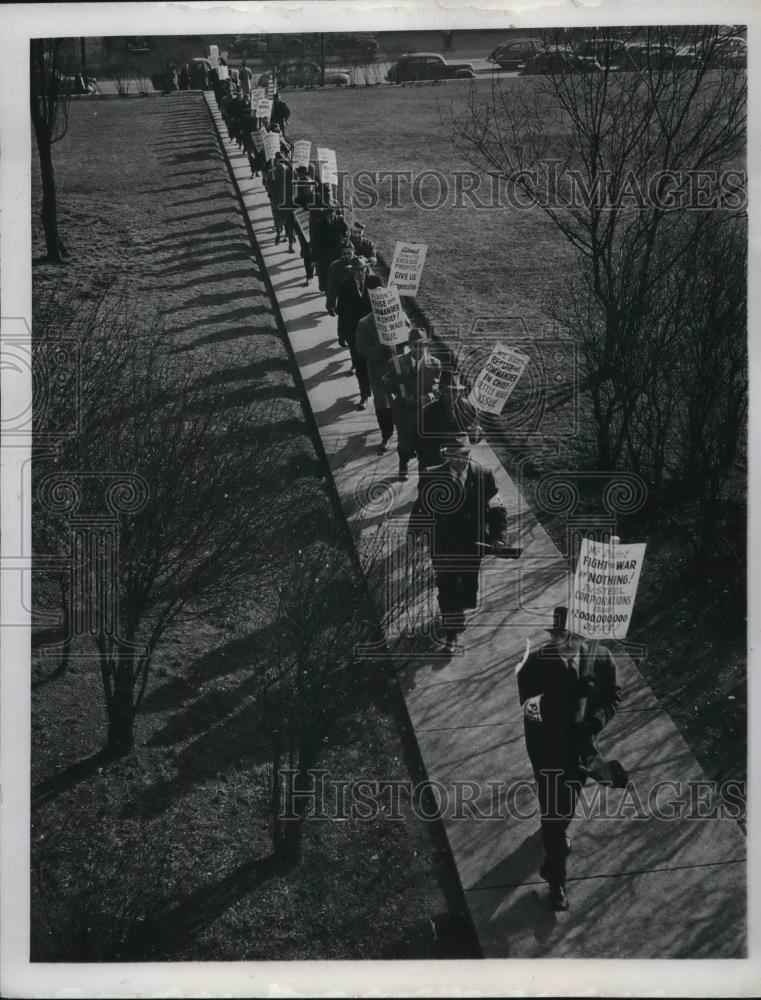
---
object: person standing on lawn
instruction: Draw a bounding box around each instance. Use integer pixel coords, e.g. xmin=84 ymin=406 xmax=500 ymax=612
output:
xmin=382 ymin=328 xmax=441 ymax=480
xmin=355 ymin=276 xmax=408 ymax=452
xmin=516 ymin=606 xmax=623 ymax=912
xmin=418 ymin=368 xmax=483 ymax=470
xmin=412 ymin=434 xmax=508 ymax=652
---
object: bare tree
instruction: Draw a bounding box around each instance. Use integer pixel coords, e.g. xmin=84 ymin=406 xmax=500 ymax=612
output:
xmin=448 ymin=26 xmax=746 ymax=471
xmin=30 ymin=38 xmax=73 ymax=262
xmin=264 ymin=522 xmax=386 ymax=867
xmin=36 ymin=289 xmax=317 ymax=755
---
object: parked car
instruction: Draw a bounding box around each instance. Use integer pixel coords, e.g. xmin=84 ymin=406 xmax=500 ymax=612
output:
xmin=257 ymin=63 xmax=350 ymax=88
xmin=571 ymin=35 xmax=629 ymax=69
xmin=487 ymin=37 xmax=539 ymax=70
xmin=386 ymin=53 xmax=476 ymax=83
xmin=126 ymin=37 xmax=151 ymax=54
xmin=521 ymin=48 xmax=602 ymax=75
xmin=231 ymin=32 xmax=378 ymax=59
xmin=616 ymin=41 xmax=677 ymax=72
xmin=323 ymin=33 xmax=379 ymax=56
xmin=712 ymin=35 xmax=746 ymax=68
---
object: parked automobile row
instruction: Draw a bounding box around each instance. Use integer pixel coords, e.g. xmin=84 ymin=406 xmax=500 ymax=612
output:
xmin=487 ymin=33 xmax=746 ymax=73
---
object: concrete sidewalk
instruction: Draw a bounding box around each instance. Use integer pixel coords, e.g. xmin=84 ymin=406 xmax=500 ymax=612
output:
xmin=205 ymin=94 xmax=745 ymax=958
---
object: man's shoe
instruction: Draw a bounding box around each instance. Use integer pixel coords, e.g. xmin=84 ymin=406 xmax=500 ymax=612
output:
xmin=288 ymin=245 xmax=296 ymax=253
xmin=338 ymin=338 xmax=347 ymax=348
xmin=357 ymin=396 xmax=368 ymax=410
xmin=550 ymin=883 xmax=570 ymax=911
xmin=274 ymin=231 xmax=281 ymax=245
xmin=539 ymin=861 xmax=551 ymax=882
xmin=378 ymin=437 xmax=391 ymax=454
xmin=398 ymin=461 xmax=409 ymax=481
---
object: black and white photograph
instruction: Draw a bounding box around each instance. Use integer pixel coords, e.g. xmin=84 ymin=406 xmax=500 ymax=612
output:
xmin=1 ymin=1 xmax=758 ymax=996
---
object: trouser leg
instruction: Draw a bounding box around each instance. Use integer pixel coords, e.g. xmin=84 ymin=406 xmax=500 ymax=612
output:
xmin=376 ymin=407 xmax=394 ymax=439
xmin=346 ymin=333 xmax=370 ymax=397
xmin=537 ymin=769 xmax=579 ymax=885
xmin=434 ymin=560 xmax=466 ymax=636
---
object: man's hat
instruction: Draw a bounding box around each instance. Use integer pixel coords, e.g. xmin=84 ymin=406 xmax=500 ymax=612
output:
xmin=351 ymin=255 xmax=368 ymax=269
xmin=339 ymin=237 xmax=354 ymax=252
xmin=442 ymin=433 xmax=471 ymax=456
xmin=407 ymin=327 xmax=428 ymax=344
xmin=353 ymin=220 xmax=366 ymax=232
xmin=546 ymin=606 xmax=574 ymax=634
xmin=270 ymin=123 xmax=281 ymax=133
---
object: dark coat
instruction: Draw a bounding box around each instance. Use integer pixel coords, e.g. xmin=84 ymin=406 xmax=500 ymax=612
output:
xmin=272 ymin=161 xmax=295 ymax=211
xmin=271 ymin=97 xmax=290 ymax=130
xmin=517 ymin=641 xmax=622 ymax=777
xmin=414 ymin=459 xmax=508 ymax=558
xmin=418 ymin=396 xmax=481 ymax=468
xmin=355 ymin=314 xmax=393 ymax=407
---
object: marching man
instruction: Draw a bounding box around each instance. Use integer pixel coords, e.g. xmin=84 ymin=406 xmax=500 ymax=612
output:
xmin=516 ymin=606 xmax=624 ymax=911
xmin=412 ymin=434 xmax=511 ymax=652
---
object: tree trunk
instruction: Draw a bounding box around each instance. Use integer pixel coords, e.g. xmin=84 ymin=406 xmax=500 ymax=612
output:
xmin=106 ymin=663 xmax=135 ymax=756
xmin=34 ymin=124 xmax=65 ymax=263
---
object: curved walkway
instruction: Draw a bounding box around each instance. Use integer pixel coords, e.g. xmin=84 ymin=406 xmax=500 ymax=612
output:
xmin=204 ymin=92 xmax=745 ymax=958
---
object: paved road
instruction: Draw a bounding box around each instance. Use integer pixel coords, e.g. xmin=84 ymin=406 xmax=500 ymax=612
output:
xmin=205 ymin=92 xmax=746 ymax=958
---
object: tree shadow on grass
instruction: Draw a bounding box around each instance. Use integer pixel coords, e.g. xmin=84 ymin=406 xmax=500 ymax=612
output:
xmin=156 ymin=250 xmax=256 ymax=278
xmin=32 ymin=749 xmax=113 ymax=808
xmin=142 ymin=621 xmax=282 ymax=715
xmin=173 ymin=320 xmax=278 ymax=352
xmin=162 ymin=287 xmax=267 ymax=314
xmin=126 ymin=853 xmax=281 ymax=960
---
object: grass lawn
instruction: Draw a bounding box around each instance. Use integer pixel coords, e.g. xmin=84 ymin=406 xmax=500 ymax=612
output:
xmin=284 ymin=80 xmax=746 ymax=791
xmin=31 ymin=93 xmax=476 ymax=961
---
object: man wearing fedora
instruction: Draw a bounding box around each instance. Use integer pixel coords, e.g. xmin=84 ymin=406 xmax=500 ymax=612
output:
xmin=418 ymin=367 xmax=483 ymax=470
xmin=327 ymin=247 xmax=372 ymax=405
xmin=517 ymin=606 xmax=623 ymax=910
xmin=382 ymin=328 xmax=441 ymax=480
xmin=413 ymin=434 xmax=509 ymax=651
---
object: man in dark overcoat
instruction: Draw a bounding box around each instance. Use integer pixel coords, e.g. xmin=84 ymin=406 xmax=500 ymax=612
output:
xmin=413 ymin=435 xmax=509 ymax=651
xmin=516 ymin=606 xmax=623 ymax=910
xmin=418 ymin=368 xmax=483 ymax=470
xmin=381 ymin=328 xmax=441 ymax=480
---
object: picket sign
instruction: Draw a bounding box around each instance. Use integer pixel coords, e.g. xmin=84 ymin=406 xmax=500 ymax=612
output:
xmin=293 ymin=140 xmax=311 ymax=170
xmin=250 ymin=87 xmax=265 ymax=104
xmin=368 ymin=286 xmax=408 ymax=346
xmin=388 ymin=242 xmax=428 ymax=297
xmin=319 ymin=161 xmax=338 ymax=186
xmin=468 ymin=342 xmax=530 ymax=415
xmin=252 ymin=127 xmax=267 ymax=152
xmin=208 ymin=45 xmax=219 ymax=69
xmin=264 ymin=132 xmax=280 ymax=162
xmin=317 ymin=147 xmax=337 ymax=170
xmin=256 ymin=97 xmax=273 ymax=119
xmin=569 ymin=536 xmax=646 ymax=640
